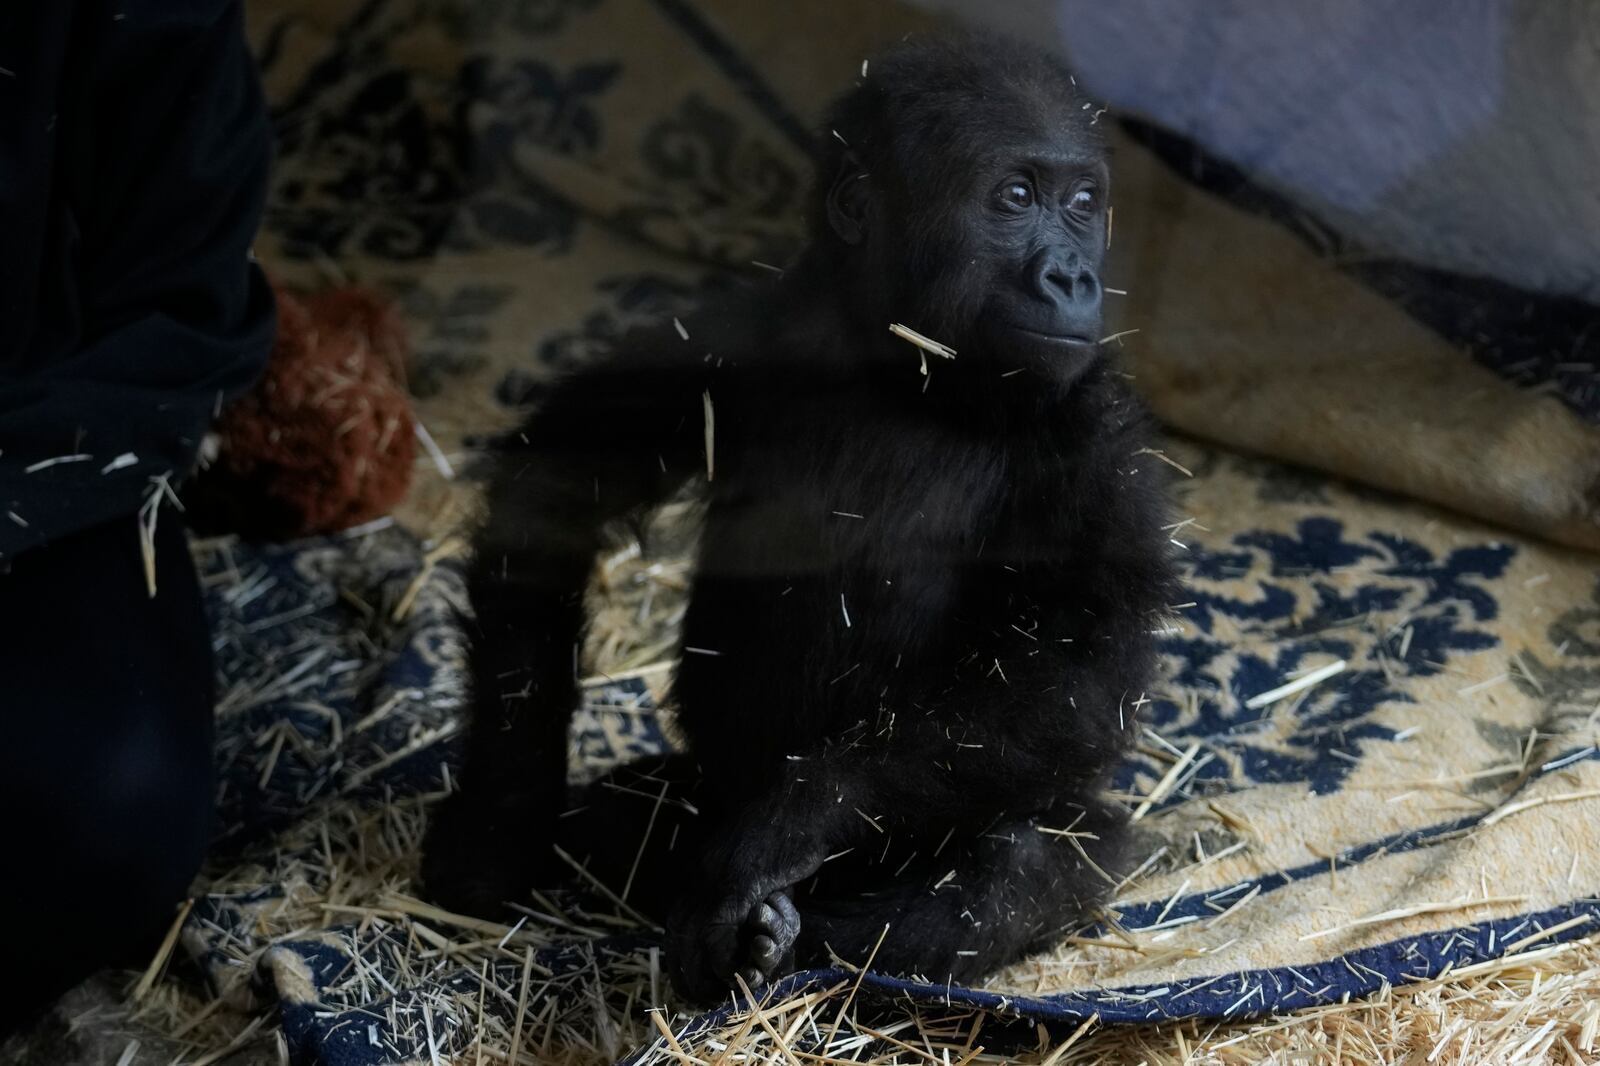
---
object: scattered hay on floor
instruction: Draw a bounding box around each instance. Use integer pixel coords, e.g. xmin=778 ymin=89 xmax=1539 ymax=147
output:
xmin=116 ymin=501 xmax=1600 ymax=1065
xmin=632 ymin=934 xmax=1600 ymax=1065
xmin=122 ymin=875 xmax=1600 ymax=1066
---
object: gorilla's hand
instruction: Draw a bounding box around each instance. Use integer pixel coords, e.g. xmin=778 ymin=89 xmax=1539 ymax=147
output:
xmin=669 ymin=887 xmax=803 ymax=1002
xmin=668 ymin=827 xmax=820 ymax=1001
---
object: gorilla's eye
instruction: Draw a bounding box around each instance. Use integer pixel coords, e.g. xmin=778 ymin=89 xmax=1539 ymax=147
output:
xmin=997 ymin=179 xmax=1035 ymax=210
xmin=1068 ymin=185 xmax=1099 ymax=216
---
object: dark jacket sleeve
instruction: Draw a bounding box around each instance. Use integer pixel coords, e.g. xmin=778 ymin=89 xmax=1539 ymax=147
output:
xmin=0 ymin=0 xmax=275 ymax=560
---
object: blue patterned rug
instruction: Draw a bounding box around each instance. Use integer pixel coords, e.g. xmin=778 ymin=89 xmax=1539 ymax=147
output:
xmin=185 ymin=451 xmax=1600 ymax=1064
xmin=155 ymin=1 xmax=1600 ymax=1063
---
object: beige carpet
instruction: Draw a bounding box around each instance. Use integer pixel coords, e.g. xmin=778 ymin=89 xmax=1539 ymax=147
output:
xmin=13 ymin=1 xmax=1596 ymax=1063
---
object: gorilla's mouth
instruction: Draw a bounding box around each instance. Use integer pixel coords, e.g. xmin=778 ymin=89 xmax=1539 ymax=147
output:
xmin=1005 ymin=325 xmax=1099 ymax=347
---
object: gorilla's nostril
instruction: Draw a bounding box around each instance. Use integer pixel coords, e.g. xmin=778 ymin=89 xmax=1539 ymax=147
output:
xmin=1033 ymin=251 xmax=1101 ymax=307
xmin=1069 ymin=272 xmax=1101 ymax=306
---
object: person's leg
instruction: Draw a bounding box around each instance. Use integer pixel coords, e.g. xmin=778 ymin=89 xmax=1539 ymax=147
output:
xmin=0 ymin=515 xmax=214 ymax=1032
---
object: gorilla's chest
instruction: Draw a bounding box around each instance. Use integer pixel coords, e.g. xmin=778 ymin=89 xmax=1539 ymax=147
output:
xmin=701 ymin=394 xmax=1010 ymax=576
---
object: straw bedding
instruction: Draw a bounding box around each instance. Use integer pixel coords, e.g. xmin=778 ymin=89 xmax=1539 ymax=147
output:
xmin=89 ymin=438 xmax=1600 ymax=1066
xmin=9 ymin=1 xmax=1599 ymax=1064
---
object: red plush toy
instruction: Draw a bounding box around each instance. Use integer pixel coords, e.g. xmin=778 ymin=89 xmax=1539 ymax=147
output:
xmin=187 ymin=283 xmax=416 ymax=539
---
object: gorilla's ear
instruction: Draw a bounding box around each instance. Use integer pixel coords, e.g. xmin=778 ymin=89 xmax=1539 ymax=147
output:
xmin=826 ymin=153 xmax=871 ymax=246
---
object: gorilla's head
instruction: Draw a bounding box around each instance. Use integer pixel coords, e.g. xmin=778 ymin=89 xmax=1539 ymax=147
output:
xmin=813 ymin=34 xmax=1111 ymax=383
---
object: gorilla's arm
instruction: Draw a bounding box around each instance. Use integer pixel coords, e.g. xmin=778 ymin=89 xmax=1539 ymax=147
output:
xmin=421 ymin=343 xmax=708 ymax=913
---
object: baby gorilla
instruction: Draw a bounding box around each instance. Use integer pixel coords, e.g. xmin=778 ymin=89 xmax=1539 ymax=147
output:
xmin=421 ymin=33 xmax=1178 ymax=1001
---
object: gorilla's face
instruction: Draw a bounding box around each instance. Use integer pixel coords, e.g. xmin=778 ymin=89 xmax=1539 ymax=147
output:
xmin=972 ymin=151 xmax=1110 ymax=353
xmin=821 ymin=57 xmax=1111 ymax=384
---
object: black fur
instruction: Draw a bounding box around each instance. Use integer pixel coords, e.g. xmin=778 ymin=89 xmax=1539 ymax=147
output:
xmin=421 ymin=33 xmax=1178 ymax=1002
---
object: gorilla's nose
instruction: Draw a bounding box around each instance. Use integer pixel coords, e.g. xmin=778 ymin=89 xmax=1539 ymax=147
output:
xmin=1031 ymin=250 xmax=1103 ymax=336
xmin=1039 ymin=253 xmax=1101 ymax=307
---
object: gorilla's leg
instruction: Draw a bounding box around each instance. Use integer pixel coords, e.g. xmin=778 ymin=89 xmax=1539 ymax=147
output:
xmin=557 ymin=754 xmax=708 ymax=921
xmin=795 ymin=800 xmax=1126 ymax=983
xmin=570 ymin=755 xmax=808 ymax=992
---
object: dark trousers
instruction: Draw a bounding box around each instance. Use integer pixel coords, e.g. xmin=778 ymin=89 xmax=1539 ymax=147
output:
xmin=0 ymin=516 xmax=214 ymax=1030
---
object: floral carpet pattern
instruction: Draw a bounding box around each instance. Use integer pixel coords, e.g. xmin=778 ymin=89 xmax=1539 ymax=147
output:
xmin=167 ymin=1 xmax=1600 ymax=1062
